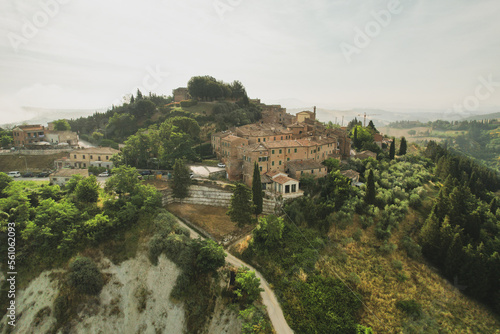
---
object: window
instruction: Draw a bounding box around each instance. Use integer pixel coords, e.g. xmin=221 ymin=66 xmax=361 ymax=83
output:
xmin=281 ymin=136 xmax=283 ymax=140
xmin=263 ymin=138 xmax=266 ymax=142
xmin=90 ymin=155 xmax=93 ymax=159
xmin=272 ymin=150 xmax=275 ymax=154
xmin=98 ymin=156 xmax=101 ymax=161
xmin=292 ymin=184 xmax=296 ymax=192
xmin=274 ymin=137 xmax=276 ymax=141
xmin=83 ymin=163 xmax=86 ymax=167
xmin=74 ymin=154 xmax=77 ymax=159
xmin=311 ymin=169 xmax=314 ymax=174
xmin=279 ymin=161 xmax=282 ymax=165
xmin=83 ymin=155 xmax=85 ymax=159
xmin=259 ymin=166 xmax=262 ymax=172
xmin=288 ymin=149 xmax=290 ymax=153
xmin=287 ymin=158 xmax=290 ymax=161
xmin=294 ymin=148 xmax=297 ymax=153
xmin=258 ymin=138 xmax=261 ymax=142
xmin=272 ymin=161 xmax=275 ymax=166
xmin=301 ymin=171 xmax=303 ymax=175
xmin=279 ymin=149 xmax=282 ymax=154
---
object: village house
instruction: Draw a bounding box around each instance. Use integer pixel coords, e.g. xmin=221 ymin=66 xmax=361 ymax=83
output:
xmin=355 ymin=150 xmax=377 ymax=160
xmin=12 ymin=125 xmax=46 ymax=147
xmin=55 ymin=147 xmax=120 ymax=169
xmin=286 ymin=160 xmax=328 ymax=179
xmin=50 ymin=168 xmax=89 ymax=187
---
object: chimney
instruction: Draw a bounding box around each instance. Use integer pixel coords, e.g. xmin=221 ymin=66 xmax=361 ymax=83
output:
xmin=313 ymin=106 xmax=316 ymax=117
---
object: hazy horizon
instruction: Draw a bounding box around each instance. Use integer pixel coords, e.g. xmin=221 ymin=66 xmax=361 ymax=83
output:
xmin=1 ymin=0 xmax=499 ymax=124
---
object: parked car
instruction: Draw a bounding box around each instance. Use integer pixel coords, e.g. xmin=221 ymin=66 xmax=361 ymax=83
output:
xmin=98 ymin=171 xmax=110 ymax=177
xmin=217 ymin=163 xmax=226 ymax=168
xmin=37 ymin=171 xmax=51 ymax=177
xmin=22 ymin=172 xmax=35 ymax=177
xmin=7 ymin=171 xmax=21 ymax=178
xmin=140 ymin=170 xmax=152 ymax=176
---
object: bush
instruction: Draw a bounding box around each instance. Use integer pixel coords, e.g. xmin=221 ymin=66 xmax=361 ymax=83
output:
xmin=396 ymin=299 xmax=423 ymax=319
xmin=68 ymin=257 xmax=104 ymax=295
xmin=392 ymin=260 xmax=403 ymax=270
xmin=148 ymin=234 xmax=166 ymax=265
xmin=380 ymin=241 xmax=397 ymax=255
xmin=353 ymin=228 xmax=363 ymax=241
xmin=180 ymin=100 xmax=198 ymax=107
xmin=402 ymin=236 xmax=422 ymax=259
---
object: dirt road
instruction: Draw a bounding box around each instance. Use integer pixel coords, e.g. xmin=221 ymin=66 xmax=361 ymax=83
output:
xmin=174 ymin=217 xmax=294 ymax=334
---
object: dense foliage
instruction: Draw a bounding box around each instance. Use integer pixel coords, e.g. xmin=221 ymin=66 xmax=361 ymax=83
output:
xmin=227 ymin=183 xmax=255 ymax=227
xmin=188 ymin=76 xmax=249 ymax=103
xmin=420 ymin=141 xmax=500 ymax=311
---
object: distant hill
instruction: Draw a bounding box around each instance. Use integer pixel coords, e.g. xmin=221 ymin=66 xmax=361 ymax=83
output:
xmin=465 ymin=112 xmax=500 ymax=121
xmin=1 ymin=107 xmax=107 ymax=128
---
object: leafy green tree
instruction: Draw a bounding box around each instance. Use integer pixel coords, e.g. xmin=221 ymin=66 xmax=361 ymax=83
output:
xmin=320 ymin=170 xmax=352 ymax=210
xmin=367 ymin=120 xmax=378 ymax=133
xmin=52 ymin=119 xmax=71 ymax=131
xmin=227 ymin=183 xmax=255 ymax=227
xmin=234 ymin=266 xmax=263 ymax=304
xmin=195 ymin=239 xmax=226 ymax=274
xmin=322 ymin=158 xmax=340 ymax=173
xmin=0 ymin=172 xmax=13 ymax=195
xmin=238 ymin=306 xmax=271 ymax=334
xmin=105 ymin=165 xmax=141 ymax=196
xmin=365 ymin=169 xmax=376 ymax=205
xmin=0 ymin=135 xmax=12 ymax=147
xmin=75 ymin=175 xmax=99 ymax=203
xmin=399 ymin=136 xmax=407 ymax=155
xmin=252 ymin=162 xmax=263 ymax=215
xmin=389 ymin=138 xmax=395 ymax=160
xmin=65 ymin=174 xmax=85 ymax=193
xmin=252 ymin=215 xmax=284 ymax=249
xmin=92 ymin=131 xmax=104 ymax=141
xmin=171 ymin=159 xmax=191 ymax=199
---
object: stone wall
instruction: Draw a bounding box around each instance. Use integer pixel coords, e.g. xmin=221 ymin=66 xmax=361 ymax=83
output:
xmin=161 ymin=185 xmax=278 ymax=215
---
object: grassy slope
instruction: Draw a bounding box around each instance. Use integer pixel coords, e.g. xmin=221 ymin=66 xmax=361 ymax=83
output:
xmin=321 ymin=210 xmax=500 ymax=333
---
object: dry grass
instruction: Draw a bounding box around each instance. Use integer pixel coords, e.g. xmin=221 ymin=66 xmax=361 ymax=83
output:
xmin=319 ymin=214 xmax=500 ymax=333
xmin=166 ymin=203 xmax=253 ymax=242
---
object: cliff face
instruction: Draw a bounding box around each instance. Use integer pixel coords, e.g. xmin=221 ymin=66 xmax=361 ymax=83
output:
xmin=0 ymin=251 xmax=241 ymax=334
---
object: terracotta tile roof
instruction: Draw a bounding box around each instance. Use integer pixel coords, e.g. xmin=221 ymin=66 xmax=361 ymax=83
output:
xmin=272 ymin=175 xmax=297 ymax=184
xmin=286 ymin=160 xmax=324 ymax=170
xmin=265 ymin=140 xmax=301 ymax=148
xmin=222 ymin=135 xmax=247 ymax=143
xmin=212 ymin=131 xmax=232 ymax=138
xmin=295 ymin=139 xmax=318 ymax=147
xmin=52 ymin=169 xmax=89 ymax=178
xmin=341 ymin=169 xmax=360 ymax=179
xmin=71 ymin=147 xmax=120 ymax=154
xmin=242 ymin=143 xmax=268 ymax=152
xmin=265 ymin=170 xmax=286 ymax=178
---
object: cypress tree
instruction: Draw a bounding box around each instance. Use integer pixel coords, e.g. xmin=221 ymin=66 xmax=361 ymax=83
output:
xmin=252 ymin=162 xmax=263 ymax=215
xmin=398 ymin=136 xmax=407 ymax=155
xmin=171 ymin=159 xmax=190 ymax=199
xmin=353 ymin=127 xmax=359 ymax=149
xmin=227 ymin=183 xmax=255 ymax=227
xmin=389 ymin=138 xmax=395 ymax=160
xmin=365 ymin=169 xmax=376 ymax=205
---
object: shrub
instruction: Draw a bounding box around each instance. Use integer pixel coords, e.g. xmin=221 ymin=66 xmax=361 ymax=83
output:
xmin=353 ymin=228 xmax=363 ymax=241
xmin=68 ymin=257 xmax=104 ymax=295
xmin=397 ymin=272 xmax=408 ymax=282
xmin=392 ymin=260 xmax=403 ymax=270
xmin=148 ymin=234 xmax=166 ymax=265
xmin=396 ymin=299 xmax=423 ymax=319
xmin=380 ymin=241 xmax=397 ymax=255
xmin=180 ymin=100 xmax=198 ymax=107
xmin=402 ymin=236 xmax=422 ymax=259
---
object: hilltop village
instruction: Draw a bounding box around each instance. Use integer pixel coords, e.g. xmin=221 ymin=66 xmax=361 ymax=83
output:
xmin=211 ymin=100 xmax=352 ymax=197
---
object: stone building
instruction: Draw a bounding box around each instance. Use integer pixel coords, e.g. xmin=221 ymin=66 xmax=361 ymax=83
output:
xmin=286 ymin=160 xmax=328 ymax=180
xmin=12 ymin=125 xmax=46 ymax=147
xmin=173 ymin=87 xmax=190 ymax=102
xmin=56 ymin=147 xmax=120 ymax=169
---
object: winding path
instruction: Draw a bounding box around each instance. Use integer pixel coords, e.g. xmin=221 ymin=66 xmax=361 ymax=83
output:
xmin=174 ymin=217 xmax=294 ymax=334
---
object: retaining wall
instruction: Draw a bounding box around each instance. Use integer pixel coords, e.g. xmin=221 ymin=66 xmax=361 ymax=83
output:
xmin=161 ymin=185 xmax=278 ymax=215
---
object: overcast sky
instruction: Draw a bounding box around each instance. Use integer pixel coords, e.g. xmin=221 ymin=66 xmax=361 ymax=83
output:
xmin=1 ymin=0 xmax=499 ymax=123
